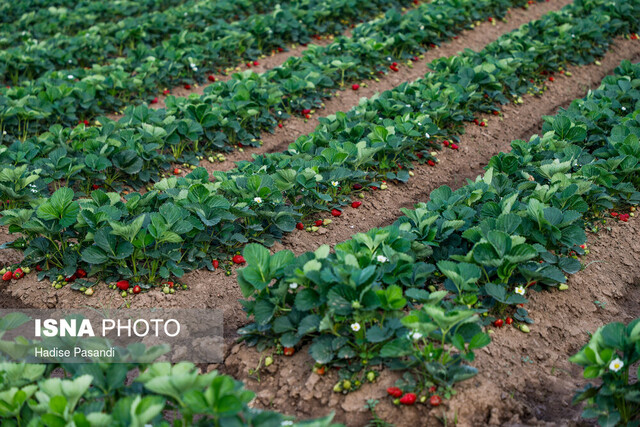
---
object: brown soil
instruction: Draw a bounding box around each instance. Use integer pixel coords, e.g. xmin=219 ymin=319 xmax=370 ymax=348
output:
xmin=3 ymin=3 xmax=640 ymax=425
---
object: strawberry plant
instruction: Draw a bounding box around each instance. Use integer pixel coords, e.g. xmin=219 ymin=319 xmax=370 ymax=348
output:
xmin=571 ymin=319 xmax=640 ymax=426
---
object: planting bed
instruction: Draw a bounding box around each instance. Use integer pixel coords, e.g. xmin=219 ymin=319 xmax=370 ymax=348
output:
xmin=1 ymin=0 xmax=640 ymax=425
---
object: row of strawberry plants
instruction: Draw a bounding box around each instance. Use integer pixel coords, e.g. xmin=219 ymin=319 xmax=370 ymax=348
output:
xmin=0 ymin=0 xmax=189 ymax=43
xmin=0 ymin=0 xmax=295 ymax=50
xmin=0 ymin=313 xmax=339 ymax=426
xmin=0 ymin=0 xmax=636 ymax=287
xmin=0 ymin=0 xmax=414 ymax=86
xmin=0 ymin=0 xmax=539 ymax=144
xmin=235 ymin=59 xmax=640 ymax=398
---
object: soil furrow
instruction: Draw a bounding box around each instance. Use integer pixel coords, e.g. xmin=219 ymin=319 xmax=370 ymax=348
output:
xmin=203 ymin=0 xmax=573 ymax=173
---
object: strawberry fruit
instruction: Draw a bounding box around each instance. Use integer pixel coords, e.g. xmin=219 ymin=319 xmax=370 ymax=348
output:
xmin=283 ymin=347 xmax=295 ymax=356
xmin=352 ymin=83 xmax=360 ymax=91
xmin=400 ymin=393 xmax=417 ymax=405
xmin=296 ymin=222 xmax=304 ymax=230
xmin=387 ymin=387 xmax=403 ymax=398
xmin=232 ymin=255 xmax=245 ymax=264
xmin=132 ymin=285 xmax=141 ymax=294
xmin=116 ymin=280 xmax=129 ymax=291
xmin=2 ymin=271 xmax=12 ymax=281
xmin=331 ymin=209 xmax=342 ymax=217
xmin=351 ymin=201 xmax=362 ymax=208
xmin=430 ymin=395 xmax=442 ymax=406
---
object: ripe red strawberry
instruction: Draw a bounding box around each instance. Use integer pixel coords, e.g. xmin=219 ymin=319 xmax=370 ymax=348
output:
xmin=76 ymin=268 xmax=87 ymax=278
xmin=12 ymin=268 xmax=24 ymax=280
xmin=392 ymin=62 xmax=398 ymax=67
xmin=246 ymin=62 xmax=252 ymax=68
xmin=549 ymin=77 xmax=555 ymax=82
xmin=505 ymin=317 xmax=513 ymax=325
xmin=302 ymin=109 xmax=311 ymax=114
xmin=296 ymin=222 xmax=304 ymax=230
xmin=620 ymin=213 xmax=630 ymax=222
xmin=278 ymin=123 xmax=283 ymax=128
xmin=442 ymin=140 xmax=450 ymax=147
xmin=611 ymin=212 xmax=619 ymax=217
xmin=305 ymin=114 xmax=311 ymax=119
xmin=351 ymin=201 xmax=362 ymax=208
xmin=492 ymin=110 xmax=500 ymax=116
xmin=400 ymin=393 xmax=416 ymax=405
xmin=116 ymin=280 xmax=129 ymax=291
xmin=427 ymin=160 xmax=435 ymax=166
xmin=372 ymin=186 xmax=378 ymax=190
xmin=416 ymin=152 xmax=423 ymax=158
xmin=430 ymin=395 xmax=442 ymax=406
xmin=132 ymin=285 xmax=141 ymax=294
xmin=451 ymin=143 xmax=459 ymax=150
xmin=390 ymin=65 xmax=399 ymax=72
xmin=429 ymin=386 xmax=437 ymax=393
xmin=184 ymin=84 xmax=191 ymax=90
xmin=173 ymin=168 xmax=180 ymax=175
xmin=64 ymin=273 xmax=76 ymax=282
xmin=331 ymin=209 xmax=341 ymax=217
xmin=488 ymin=17 xmax=493 ymax=22
xmin=208 ymin=75 xmax=216 ymax=82
xmin=3 ymin=270 xmax=13 ymax=281
xmin=163 ymin=89 xmax=170 ymax=95
xmin=151 ymin=97 xmax=158 ymax=104
xmin=314 ymin=219 xmax=323 ymax=226
xmin=353 ymin=183 xmax=363 ymax=190
xmin=36 ymin=265 xmax=43 ymax=272
xmin=232 ymin=255 xmax=245 ymax=264
xmin=493 ymin=319 xmax=504 ymax=328
xmin=212 ymin=259 xmax=219 ymax=269
xmin=352 ymin=83 xmax=360 ymax=91
xmin=480 ymin=121 xmax=486 ymax=127
xmin=277 ymin=47 xmax=284 ymax=52
xmin=283 ymin=347 xmax=295 ymax=356
xmin=387 ymin=387 xmax=403 ymax=398
xmin=413 ymin=0 xmax=419 ymax=4
xmin=253 ymin=61 xmax=259 ymax=66
xmin=412 ymin=56 xmax=419 ymax=61
xmin=473 ymin=119 xmax=479 ymax=125
xmin=83 ymin=120 xmax=90 ymax=126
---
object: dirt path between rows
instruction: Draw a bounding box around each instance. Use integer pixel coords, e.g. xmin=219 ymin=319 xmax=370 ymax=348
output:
xmin=204 ymin=0 xmax=572 ymax=173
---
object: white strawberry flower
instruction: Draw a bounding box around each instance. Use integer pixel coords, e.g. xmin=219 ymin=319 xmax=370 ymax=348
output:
xmin=514 ymin=286 xmax=525 ymax=295
xmin=253 ymin=197 xmax=263 ymax=204
xmin=425 ymin=133 xmax=430 ymax=139
xmin=351 ymin=322 xmax=361 ymax=332
xmin=331 ymin=181 xmax=339 ymax=187
xmin=289 ymin=282 xmax=298 ymax=290
xmin=376 ymin=255 xmax=388 ymax=263
xmin=411 ymin=331 xmax=422 ymax=340
xmin=622 ymin=107 xmax=627 ymax=111
xmin=609 ymin=358 xmax=624 ymax=372
xmin=67 ymin=74 xmax=74 ymax=80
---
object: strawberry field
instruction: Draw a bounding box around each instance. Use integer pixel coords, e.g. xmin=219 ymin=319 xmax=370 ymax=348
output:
xmin=1 ymin=0 xmax=640 ymax=425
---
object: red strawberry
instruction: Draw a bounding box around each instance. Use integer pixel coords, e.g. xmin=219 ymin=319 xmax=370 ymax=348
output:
xmin=390 ymin=66 xmax=399 ymax=72
xmin=212 ymin=259 xmax=219 ymax=269
xmin=488 ymin=17 xmax=493 ymax=22
xmin=392 ymin=62 xmax=398 ymax=67
xmin=493 ymin=319 xmax=504 ymax=328
xmin=315 ymin=365 xmax=326 ymax=375
xmin=151 ymin=97 xmax=158 ymax=104
xmin=351 ymin=201 xmax=362 ymax=208
xmin=2 ymin=271 xmax=12 ymax=281
xmin=64 ymin=273 xmax=76 ymax=282
xmin=246 ymin=62 xmax=252 ymax=68
xmin=331 ymin=209 xmax=342 ymax=217
xmin=387 ymin=387 xmax=403 ymax=398
xmin=413 ymin=0 xmax=419 ymax=4
xmin=184 ymin=84 xmax=191 ymax=90
xmin=36 ymin=265 xmax=43 ymax=272
xmin=116 ymin=280 xmax=129 ymax=290
xmin=480 ymin=121 xmax=486 ymax=127
xmin=611 ymin=212 xmax=619 ymax=217
xmin=132 ymin=285 xmax=141 ymax=294
xmin=277 ymin=47 xmax=284 ymax=52
xmin=400 ymin=393 xmax=416 ymax=405
xmin=620 ymin=213 xmax=630 ymax=222
xmin=505 ymin=317 xmax=513 ymax=325
xmin=352 ymin=83 xmax=360 ymax=91
xmin=492 ymin=110 xmax=500 ymax=115
xmin=208 ymin=75 xmax=216 ymax=82
xmin=83 ymin=120 xmax=90 ymax=126
xmin=549 ymin=77 xmax=555 ymax=82
xmin=451 ymin=143 xmax=459 ymax=150
xmin=353 ymin=183 xmax=363 ymax=190
xmin=278 ymin=123 xmax=283 ymax=128
xmin=430 ymin=395 xmax=442 ymax=406
xmin=253 ymin=61 xmax=259 ymax=66
xmin=296 ymin=222 xmax=304 ymax=230
xmin=163 ymin=89 xmax=170 ymax=95
xmin=92 ymin=184 xmax=100 ymax=190
xmin=443 ymin=140 xmax=450 ymax=147
xmin=283 ymin=347 xmax=295 ymax=356
xmin=232 ymin=255 xmax=245 ymax=264
xmin=76 ymin=268 xmax=87 ymax=278
xmin=429 ymin=386 xmax=437 ymax=393
xmin=427 ymin=160 xmax=435 ymax=166
xmin=416 ymin=152 xmax=423 ymax=159
xmin=473 ymin=119 xmax=479 ymax=125
xmin=173 ymin=168 xmax=181 ymax=175
xmin=305 ymin=114 xmax=311 ymax=119
xmin=372 ymin=186 xmax=378 ymax=190
xmin=315 ymin=220 xmax=323 ymax=227
xmin=12 ymin=268 xmax=23 ymax=280
xmin=302 ymin=109 xmax=311 ymax=114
